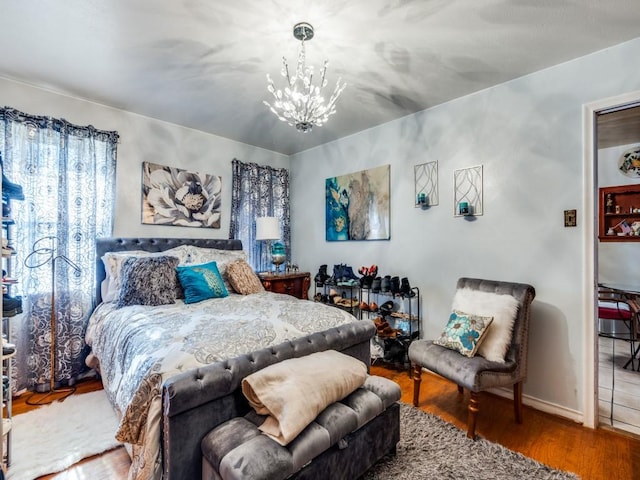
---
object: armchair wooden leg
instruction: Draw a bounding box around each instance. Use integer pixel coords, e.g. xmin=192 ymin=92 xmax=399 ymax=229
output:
xmin=411 ymin=363 xmax=422 ymax=407
xmin=513 ymin=382 xmax=523 ymax=424
xmin=467 ymin=391 xmax=479 ymax=440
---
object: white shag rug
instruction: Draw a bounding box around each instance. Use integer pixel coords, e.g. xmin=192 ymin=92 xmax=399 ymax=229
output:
xmin=8 ymin=390 xmax=122 ymax=480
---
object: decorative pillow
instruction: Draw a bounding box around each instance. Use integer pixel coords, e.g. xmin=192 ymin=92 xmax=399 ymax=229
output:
xmin=176 ymin=261 xmax=229 ymax=304
xmin=226 ymin=259 xmax=265 ymax=295
xmin=115 ymin=256 xmax=180 ymax=308
xmin=451 ymin=288 xmax=520 ymax=362
xmin=102 ymin=245 xmax=191 ymax=302
xmin=433 ymin=310 xmax=494 ymax=357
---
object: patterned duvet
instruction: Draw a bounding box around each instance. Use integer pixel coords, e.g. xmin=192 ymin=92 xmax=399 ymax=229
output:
xmin=85 ymin=291 xmax=359 ymax=480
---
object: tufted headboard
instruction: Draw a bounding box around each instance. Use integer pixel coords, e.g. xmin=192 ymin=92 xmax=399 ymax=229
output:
xmin=95 ymin=237 xmax=243 ymax=304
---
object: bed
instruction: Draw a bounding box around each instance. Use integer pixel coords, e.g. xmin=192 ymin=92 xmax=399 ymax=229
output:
xmin=85 ymin=237 xmax=375 ymax=480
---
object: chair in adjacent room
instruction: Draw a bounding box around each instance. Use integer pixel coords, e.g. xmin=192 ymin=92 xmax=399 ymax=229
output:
xmin=598 ymin=286 xmax=639 ymax=371
xmin=408 ymin=277 xmax=536 ymax=439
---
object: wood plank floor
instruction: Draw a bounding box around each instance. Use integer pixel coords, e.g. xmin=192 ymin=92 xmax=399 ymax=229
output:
xmin=598 ymin=336 xmax=640 ymax=436
xmin=11 ymin=365 xmax=640 ymax=480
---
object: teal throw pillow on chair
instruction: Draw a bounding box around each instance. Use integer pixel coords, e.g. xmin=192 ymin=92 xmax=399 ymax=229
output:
xmin=176 ymin=261 xmax=229 ymax=304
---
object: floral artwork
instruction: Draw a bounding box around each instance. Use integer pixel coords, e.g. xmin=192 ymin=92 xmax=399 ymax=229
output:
xmin=325 ymin=165 xmax=390 ymax=241
xmin=142 ymin=161 xmax=222 ymax=228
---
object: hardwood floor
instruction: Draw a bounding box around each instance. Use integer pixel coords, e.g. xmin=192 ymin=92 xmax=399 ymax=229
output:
xmin=11 ymin=365 xmax=640 ymax=480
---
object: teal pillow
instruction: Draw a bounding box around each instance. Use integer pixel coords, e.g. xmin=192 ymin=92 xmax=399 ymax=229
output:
xmin=433 ymin=310 xmax=493 ymax=357
xmin=176 ymin=261 xmax=228 ymax=304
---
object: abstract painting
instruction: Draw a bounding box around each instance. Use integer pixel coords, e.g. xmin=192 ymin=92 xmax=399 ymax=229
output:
xmin=326 ymin=165 xmax=390 ymax=241
xmin=142 ymin=161 xmax=222 ymax=228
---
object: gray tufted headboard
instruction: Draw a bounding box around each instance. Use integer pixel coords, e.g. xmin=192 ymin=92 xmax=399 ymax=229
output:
xmin=95 ymin=237 xmax=243 ymax=304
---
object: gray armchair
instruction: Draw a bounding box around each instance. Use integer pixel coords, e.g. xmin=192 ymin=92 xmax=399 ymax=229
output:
xmin=408 ymin=277 xmax=536 ymax=439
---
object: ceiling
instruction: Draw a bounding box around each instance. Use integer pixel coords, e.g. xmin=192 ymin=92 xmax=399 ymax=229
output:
xmin=1 ymin=1 xmax=640 ymax=156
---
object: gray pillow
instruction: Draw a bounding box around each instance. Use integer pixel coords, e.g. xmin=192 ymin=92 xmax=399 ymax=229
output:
xmin=116 ymin=255 xmax=180 ymax=308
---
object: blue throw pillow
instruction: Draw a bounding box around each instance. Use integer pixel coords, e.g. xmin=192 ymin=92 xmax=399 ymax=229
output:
xmin=433 ymin=310 xmax=494 ymax=357
xmin=176 ymin=261 xmax=229 ymax=304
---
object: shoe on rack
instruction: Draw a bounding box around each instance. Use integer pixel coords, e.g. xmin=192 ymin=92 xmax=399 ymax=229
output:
xmin=400 ymin=277 xmax=415 ymax=297
xmin=379 ymin=300 xmax=395 ymax=317
xmin=371 ymin=277 xmax=382 ymax=293
xmin=381 ymin=275 xmax=391 ymax=293
xmin=0 ymin=154 xmax=24 ymax=201
xmin=359 ymin=301 xmax=369 ymax=311
xmin=369 ymin=302 xmax=378 ymax=312
xmin=1 ymin=200 xmax=9 ymax=218
xmin=390 ymin=276 xmax=400 ymax=296
xmin=1 ymin=238 xmax=16 ymax=258
xmin=314 ymin=265 xmax=329 ymax=285
xmin=2 ymin=339 xmax=15 ymax=356
xmin=2 ymin=294 xmax=22 ymax=317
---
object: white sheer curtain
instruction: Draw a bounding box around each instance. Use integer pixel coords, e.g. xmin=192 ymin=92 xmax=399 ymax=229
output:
xmin=0 ymin=107 xmax=118 ymax=392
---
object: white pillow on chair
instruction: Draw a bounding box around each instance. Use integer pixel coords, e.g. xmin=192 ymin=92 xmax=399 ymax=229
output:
xmin=451 ymin=288 xmax=520 ymax=363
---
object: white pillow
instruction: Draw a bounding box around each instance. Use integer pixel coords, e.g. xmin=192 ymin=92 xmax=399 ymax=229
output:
xmin=451 ymin=288 xmax=520 ymax=363
xmin=101 ymin=246 xmax=192 ymax=302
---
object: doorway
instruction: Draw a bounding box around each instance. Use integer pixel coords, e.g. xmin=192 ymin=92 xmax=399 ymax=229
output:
xmin=595 ymin=103 xmax=640 ymax=435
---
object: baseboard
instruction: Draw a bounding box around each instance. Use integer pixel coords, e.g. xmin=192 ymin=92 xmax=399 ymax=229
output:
xmin=488 ymin=386 xmax=585 ymax=425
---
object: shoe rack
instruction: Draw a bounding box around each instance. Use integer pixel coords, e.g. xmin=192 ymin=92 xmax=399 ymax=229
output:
xmin=1 ymin=164 xmax=23 ymax=469
xmin=361 ymin=284 xmax=420 ymax=371
xmin=313 ymin=265 xmax=421 ymax=370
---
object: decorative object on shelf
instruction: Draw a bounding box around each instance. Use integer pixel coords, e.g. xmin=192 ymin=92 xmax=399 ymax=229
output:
xmin=454 ymin=165 xmax=483 ymax=217
xmin=605 ymin=193 xmax=614 ymax=213
xmin=23 ymin=236 xmax=81 ymax=405
xmin=256 ymin=216 xmax=286 ymax=273
xmin=141 ymin=161 xmax=222 ymax=228
xmin=618 ymin=146 xmax=640 ymax=178
xmin=326 ymin=165 xmax=390 ymax=241
xmin=264 ymin=22 xmax=346 ymax=133
xmin=414 ymin=161 xmax=438 ymax=209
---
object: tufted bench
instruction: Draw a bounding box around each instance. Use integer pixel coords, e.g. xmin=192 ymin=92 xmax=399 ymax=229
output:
xmin=201 ymin=375 xmax=401 ymax=480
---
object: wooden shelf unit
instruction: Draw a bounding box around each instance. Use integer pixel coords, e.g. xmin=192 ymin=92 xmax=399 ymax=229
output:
xmin=599 ymin=184 xmax=640 ymax=241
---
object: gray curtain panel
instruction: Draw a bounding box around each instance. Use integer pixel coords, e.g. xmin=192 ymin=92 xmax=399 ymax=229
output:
xmin=229 ymin=158 xmax=290 ymax=272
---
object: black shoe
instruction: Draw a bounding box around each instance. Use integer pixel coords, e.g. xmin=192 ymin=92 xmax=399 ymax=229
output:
xmin=371 ymin=276 xmax=382 ymax=293
xmin=390 ymin=276 xmax=400 ymax=296
xmin=0 ymin=155 xmax=24 ymax=201
xmin=381 ymin=275 xmax=391 ymax=293
xmin=2 ymin=294 xmax=22 ymax=317
xmin=400 ymin=277 xmax=415 ymax=297
xmin=314 ymin=264 xmax=329 ymax=285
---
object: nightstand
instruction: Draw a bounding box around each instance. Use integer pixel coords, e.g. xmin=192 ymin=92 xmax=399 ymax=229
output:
xmin=259 ymin=272 xmax=311 ymax=300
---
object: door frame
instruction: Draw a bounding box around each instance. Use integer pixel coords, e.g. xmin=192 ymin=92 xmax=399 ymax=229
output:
xmin=583 ymin=89 xmax=640 ymax=428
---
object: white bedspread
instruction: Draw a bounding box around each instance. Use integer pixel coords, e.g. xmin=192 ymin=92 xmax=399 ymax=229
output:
xmin=85 ymin=291 xmax=359 ymax=480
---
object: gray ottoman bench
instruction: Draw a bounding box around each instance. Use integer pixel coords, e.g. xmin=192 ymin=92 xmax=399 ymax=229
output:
xmin=202 ymin=375 xmax=401 ymax=480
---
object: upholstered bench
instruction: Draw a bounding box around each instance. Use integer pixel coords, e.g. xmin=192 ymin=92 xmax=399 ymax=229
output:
xmin=201 ymin=375 xmax=401 ymax=480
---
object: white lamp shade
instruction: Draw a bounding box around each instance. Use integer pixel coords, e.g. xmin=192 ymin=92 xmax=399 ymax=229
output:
xmin=256 ymin=217 xmax=280 ymax=240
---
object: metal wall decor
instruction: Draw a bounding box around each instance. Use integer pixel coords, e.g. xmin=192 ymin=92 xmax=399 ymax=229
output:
xmin=414 ymin=161 xmax=438 ymax=208
xmin=454 ymin=165 xmax=483 ymax=217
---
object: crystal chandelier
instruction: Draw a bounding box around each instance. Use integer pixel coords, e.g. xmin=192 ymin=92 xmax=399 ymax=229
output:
xmin=264 ymin=22 xmax=346 ymax=133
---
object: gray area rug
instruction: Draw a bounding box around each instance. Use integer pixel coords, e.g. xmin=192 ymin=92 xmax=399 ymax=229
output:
xmin=363 ymin=403 xmax=580 ymax=480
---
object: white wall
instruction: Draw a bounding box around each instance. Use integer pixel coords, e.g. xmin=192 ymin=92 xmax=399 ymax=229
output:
xmin=0 ymin=77 xmax=289 ymax=238
xmin=597 ymin=142 xmax=640 ymax=285
xmin=290 ymin=38 xmax=640 ymax=417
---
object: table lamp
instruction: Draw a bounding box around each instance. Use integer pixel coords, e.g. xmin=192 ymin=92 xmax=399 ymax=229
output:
xmin=256 ymin=216 xmax=286 ymax=273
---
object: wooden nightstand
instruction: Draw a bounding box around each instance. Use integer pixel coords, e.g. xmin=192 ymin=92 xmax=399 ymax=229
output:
xmin=259 ymin=272 xmax=311 ymax=300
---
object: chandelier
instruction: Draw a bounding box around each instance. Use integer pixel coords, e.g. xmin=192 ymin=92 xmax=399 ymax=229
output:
xmin=264 ymin=22 xmax=346 ymax=133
